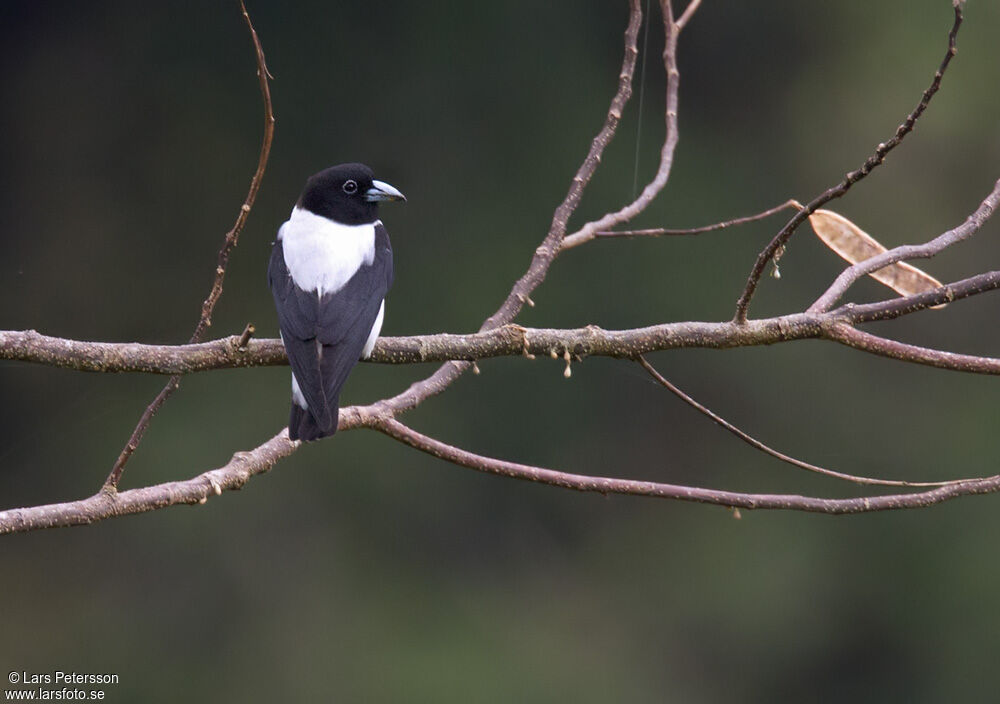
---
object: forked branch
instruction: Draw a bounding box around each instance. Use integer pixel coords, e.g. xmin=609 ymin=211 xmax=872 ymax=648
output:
xmin=731 ymin=3 xmax=963 ymax=323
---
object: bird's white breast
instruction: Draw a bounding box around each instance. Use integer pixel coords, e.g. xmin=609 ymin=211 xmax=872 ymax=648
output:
xmin=279 ymin=206 xmax=377 ymax=296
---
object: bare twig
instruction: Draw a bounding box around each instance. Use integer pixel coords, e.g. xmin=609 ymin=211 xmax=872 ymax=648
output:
xmin=826 ymin=324 xmax=1000 ymax=374
xmin=808 ymin=177 xmax=1000 ymax=313
xmin=482 ymin=0 xmax=644 ymax=330
xmin=675 ymin=0 xmax=702 ymax=31
xmin=105 ymin=0 xmax=275 ymax=490
xmin=0 ymin=430 xmax=297 ymax=535
xmin=372 ymin=418 xmax=1000 ymax=515
xmin=594 ymin=199 xmax=801 ymax=240
xmin=636 ymin=355 xmax=968 ymax=487
xmin=559 ymin=0 xmax=697 ymax=251
xmin=731 ymin=4 xmax=963 ymax=323
xmin=236 ymin=323 xmax=256 ymax=350
xmin=843 ymin=270 xmax=1000 ymax=323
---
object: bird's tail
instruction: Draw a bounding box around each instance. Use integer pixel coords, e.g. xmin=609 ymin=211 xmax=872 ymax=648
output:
xmin=289 ymin=402 xmax=338 ymax=442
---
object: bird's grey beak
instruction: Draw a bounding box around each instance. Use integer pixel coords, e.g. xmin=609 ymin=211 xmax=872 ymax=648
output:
xmin=365 ymin=180 xmax=406 ymax=202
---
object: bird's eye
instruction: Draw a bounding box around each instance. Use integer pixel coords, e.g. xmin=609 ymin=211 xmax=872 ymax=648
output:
xmin=342 ymin=180 xmax=358 ymax=195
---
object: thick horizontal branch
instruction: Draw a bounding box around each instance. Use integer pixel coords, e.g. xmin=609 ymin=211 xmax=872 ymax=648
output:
xmin=5 ymin=269 xmax=1000 ymax=374
xmin=0 ymin=330 xmax=288 ymax=373
xmin=0 ymin=319 xmax=822 ymax=372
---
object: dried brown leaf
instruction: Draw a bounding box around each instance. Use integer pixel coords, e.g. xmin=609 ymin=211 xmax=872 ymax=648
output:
xmin=809 ymin=209 xmax=946 ymax=308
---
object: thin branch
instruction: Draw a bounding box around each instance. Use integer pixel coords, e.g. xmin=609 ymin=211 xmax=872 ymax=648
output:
xmin=808 ymin=177 xmax=1000 ymax=313
xmin=826 ymin=324 xmax=1000 ymax=374
xmin=481 ymin=0 xmax=643 ymax=331
xmin=594 ymin=199 xmax=800 ymax=240
xmin=192 ymin=1 xmax=274 ymax=342
xmin=373 ymin=418 xmax=1000 ymax=515
xmin=675 ymin=0 xmax=702 ymax=31
xmin=731 ymin=4 xmax=963 ymax=323
xmin=0 ymin=430 xmax=297 ymax=535
xmin=842 ymin=270 xmax=1000 ymax=323
xmin=105 ymin=0 xmax=275 ymax=490
xmin=0 ymin=402 xmax=396 ymax=535
xmin=235 ymin=323 xmax=256 ymax=349
xmin=560 ymin=0 xmax=697 ymax=251
xmin=629 ymin=0 xmax=653 ymax=199
xmin=636 ymin=355 xmax=966 ymax=487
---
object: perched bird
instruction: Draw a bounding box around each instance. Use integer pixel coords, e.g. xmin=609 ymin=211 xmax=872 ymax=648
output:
xmin=268 ymin=163 xmax=404 ymax=441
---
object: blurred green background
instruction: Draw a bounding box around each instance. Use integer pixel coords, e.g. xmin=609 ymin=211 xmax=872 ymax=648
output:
xmin=2 ymin=1 xmax=1000 ymax=701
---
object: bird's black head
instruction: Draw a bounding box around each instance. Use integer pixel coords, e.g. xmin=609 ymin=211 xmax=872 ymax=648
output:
xmin=297 ymin=162 xmax=405 ymax=225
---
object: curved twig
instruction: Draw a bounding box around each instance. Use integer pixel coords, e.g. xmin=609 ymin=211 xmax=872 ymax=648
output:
xmin=559 ymin=0 xmax=694 ymax=251
xmin=637 ymin=355 xmax=971 ymax=487
xmin=105 ymin=0 xmax=276 ymax=489
xmin=373 ymin=0 xmax=647 ymax=419
xmin=595 ymin=199 xmax=801 ymax=240
xmin=827 ymin=324 xmax=1000 ymax=374
xmin=373 ymin=418 xmax=1000 ymax=515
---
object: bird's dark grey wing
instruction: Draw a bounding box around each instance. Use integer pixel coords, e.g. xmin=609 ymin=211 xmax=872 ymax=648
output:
xmin=268 ymin=239 xmax=315 ymax=339
xmin=316 ymin=223 xmax=394 ymax=408
xmin=268 ymin=240 xmax=332 ymax=428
